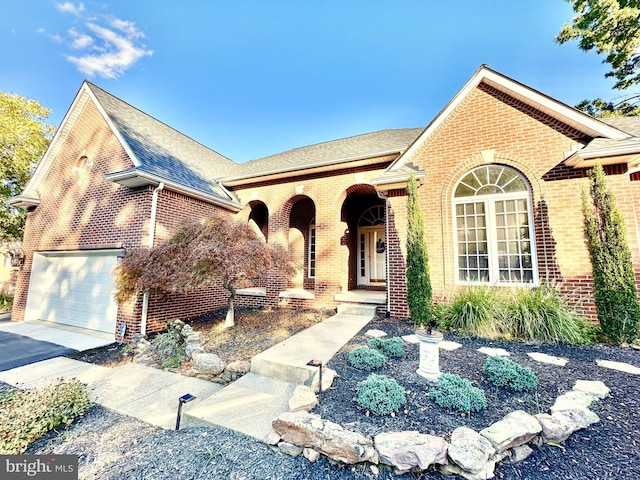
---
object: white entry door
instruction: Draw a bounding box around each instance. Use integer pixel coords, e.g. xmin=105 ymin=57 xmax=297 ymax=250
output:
xmin=358 ymin=227 xmax=387 ymax=285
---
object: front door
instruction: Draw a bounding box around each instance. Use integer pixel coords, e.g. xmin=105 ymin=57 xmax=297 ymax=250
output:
xmin=358 ymin=226 xmax=387 ymax=285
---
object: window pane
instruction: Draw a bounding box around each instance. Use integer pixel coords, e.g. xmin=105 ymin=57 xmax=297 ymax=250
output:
xmin=454 ymin=166 xmax=535 ymax=285
xmin=503 ymin=177 xmax=527 ymax=193
xmin=455 ymin=183 xmax=475 ymax=197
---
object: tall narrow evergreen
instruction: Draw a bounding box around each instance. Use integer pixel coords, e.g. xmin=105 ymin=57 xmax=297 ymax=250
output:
xmin=406 ymin=174 xmax=433 ymax=329
xmin=583 ymin=163 xmax=640 ymax=344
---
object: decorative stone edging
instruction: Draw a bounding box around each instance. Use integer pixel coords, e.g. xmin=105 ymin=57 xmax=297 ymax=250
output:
xmin=130 ymin=320 xmax=250 ymax=384
xmin=270 ymin=380 xmax=610 ymax=479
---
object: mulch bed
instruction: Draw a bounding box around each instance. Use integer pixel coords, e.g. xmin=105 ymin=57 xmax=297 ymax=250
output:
xmin=313 ymin=316 xmax=640 ymax=479
xmin=15 ymin=313 xmax=640 ymax=479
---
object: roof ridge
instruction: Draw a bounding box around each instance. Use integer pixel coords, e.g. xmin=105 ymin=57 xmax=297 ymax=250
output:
xmin=243 ymin=127 xmax=424 ymax=164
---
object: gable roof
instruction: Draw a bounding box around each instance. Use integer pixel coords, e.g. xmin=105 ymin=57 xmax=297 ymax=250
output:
xmin=383 ymin=65 xmax=632 ymax=177
xmin=220 ymin=128 xmax=424 ymax=186
xmin=13 ymin=82 xmax=241 ymax=210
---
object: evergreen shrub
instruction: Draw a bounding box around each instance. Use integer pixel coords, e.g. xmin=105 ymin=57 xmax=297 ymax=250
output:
xmin=483 ymin=355 xmax=537 ymax=392
xmin=368 ymin=336 xmax=404 ymax=358
xmin=354 ymin=374 xmax=406 ymax=416
xmin=348 ymin=346 xmax=386 ymax=370
xmin=429 ymin=373 xmax=487 ymax=413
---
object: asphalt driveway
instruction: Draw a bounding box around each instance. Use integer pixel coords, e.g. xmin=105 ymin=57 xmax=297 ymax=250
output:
xmin=0 ymin=330 xmax=77 ymax=371
xmin=0 ymin=318 xmax=114 ymax=372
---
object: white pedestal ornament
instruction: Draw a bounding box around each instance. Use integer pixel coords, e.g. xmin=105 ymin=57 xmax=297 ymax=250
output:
xmin=415 ymin=329 xmax=443 ymax=383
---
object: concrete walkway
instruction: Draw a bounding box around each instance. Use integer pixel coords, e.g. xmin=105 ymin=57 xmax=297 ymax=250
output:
xmin=0 ymin=357 xmax=223 ymax=430
xmin=187 ymin=307 xmax=376 ymax=440
xmin=0 ymin=307 xmax=376 ymax=439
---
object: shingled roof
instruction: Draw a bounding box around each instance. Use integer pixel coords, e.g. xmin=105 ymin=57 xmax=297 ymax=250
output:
xmin=87 ymin=83 xmax=238 ymax=200
xmin=221 ymin=128 xmax=424 ymax=183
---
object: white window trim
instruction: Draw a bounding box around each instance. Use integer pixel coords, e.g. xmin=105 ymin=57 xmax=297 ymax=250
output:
xmin=452 ymin=172 xmax=539 ymax=287
xmin=308 ymin=220 xmax=316 ymax=279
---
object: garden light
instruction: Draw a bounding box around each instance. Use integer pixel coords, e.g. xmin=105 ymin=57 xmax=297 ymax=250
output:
xmin=175 ymin=393 xmax=196 ymax=431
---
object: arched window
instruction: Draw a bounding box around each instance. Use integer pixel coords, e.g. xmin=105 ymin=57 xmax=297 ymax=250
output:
xmin=453 ymin=165 xmax=537 ymax=285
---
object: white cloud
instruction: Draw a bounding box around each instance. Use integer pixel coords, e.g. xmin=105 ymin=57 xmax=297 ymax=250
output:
xmin=52 ymin=3 xmax=153 ymax=79
xmin=55 ymin=2 xmax=84 ymax=17
xmin=68 ymin=28 xmax=93 ymax=49
xmin=66 ymin=22 xmax=153 ymax=78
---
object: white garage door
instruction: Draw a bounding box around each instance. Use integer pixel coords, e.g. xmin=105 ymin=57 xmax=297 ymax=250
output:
xmin=25 ymin=251 xmax=119 ymax=334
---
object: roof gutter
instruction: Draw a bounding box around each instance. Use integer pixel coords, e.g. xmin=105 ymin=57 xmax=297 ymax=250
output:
xmin=6 ymin=195 xmax=41 ymax=209
xmin=371 ymin=170 xmax=427 ymax=191
xmin=106 ymin=169 xmax=242 ymax=212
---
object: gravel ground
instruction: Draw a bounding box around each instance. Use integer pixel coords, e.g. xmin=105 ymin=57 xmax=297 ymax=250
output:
xmin=11 ymin=316 xmax=640 ymax=479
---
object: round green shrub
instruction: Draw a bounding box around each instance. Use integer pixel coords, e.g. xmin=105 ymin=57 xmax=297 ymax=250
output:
xmin=367 ymin=336 xmax=405 ymax=358
xmin=354 ymin=374 xmax=406 ymax=416
xmin=348 ymin=346 xmax=386 ymax=370
xmin=429 ymin=373 xmax=487 ymax=413
xmin=483 ymin=356 xmax=537 ymax=392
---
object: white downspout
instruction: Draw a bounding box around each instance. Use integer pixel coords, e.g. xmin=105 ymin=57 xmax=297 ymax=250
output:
xmin=377 ymin=191 xmax=391 ymax=315
xmin=141 ymin=182 xmax=165 ymax=335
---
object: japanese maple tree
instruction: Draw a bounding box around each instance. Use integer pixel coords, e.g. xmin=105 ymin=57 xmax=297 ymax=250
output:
xmin=115 ymin=215 xmax=294 ymax=327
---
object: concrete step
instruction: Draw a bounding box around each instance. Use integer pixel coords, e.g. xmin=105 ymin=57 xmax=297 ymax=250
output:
xmin=184 ymin=373 xmax=296 ymax=441
xmin=250 ymin=312 xmax=374 ymax=385
xmin=337 ymin=303 xmax=378 ymax=317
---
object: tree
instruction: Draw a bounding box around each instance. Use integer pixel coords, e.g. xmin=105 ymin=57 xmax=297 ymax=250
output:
xmin=583 ymin=162 xmax=640 ymax=344
xmin=114 ymin=215 xmax=294 ymax=328
xmin=557 ymin=0 xmax=640 ymax=90
xmin=405 ymin=174 xmax=433 ymax=331
xmin=0 ymin=92 xmax=55 ymax=240
xmin=575 ymin=95 xmax=640 ymax=117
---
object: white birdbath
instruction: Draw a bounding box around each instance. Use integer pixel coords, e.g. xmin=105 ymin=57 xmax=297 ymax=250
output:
xmin=415 ymin=329 xmax=443 ymax=382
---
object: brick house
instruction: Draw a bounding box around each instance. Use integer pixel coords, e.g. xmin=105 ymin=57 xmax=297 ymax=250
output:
xmin=8 ymin=65 xmax=640 ymax=340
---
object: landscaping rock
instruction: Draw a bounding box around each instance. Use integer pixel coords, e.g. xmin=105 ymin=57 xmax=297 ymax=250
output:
xmin=191 ymin=352 xmax=224 ymax=375
xmin=365 ymin=329 xmax=388 ymax=338
xmin=448 ymin=426 xmax=495 ymax=474
xmin=550 ymin=390 xmax=597 ymax=413
xmin=303 ymin=448 xmax=320 ymax=462
xmin=265 ymin=430 xmax=281 ymax=446
xmin=510 ymin=445 xmax=533 ymax=463
xmin=596 ymin=359 xmax=640 ymax=374
xmin=526 ymin=352 xmax=568 ymax=366
xmin=536 ymin=409 xmax=600 ymax=443
xmin=479 ymin=410 xmax=541 ymax=453
xmin=440 ymin=460 xmax=496 ymax=480
xmin=272 ymin=411 xmax=378 ymax=465
xmin=477 ymin=347 xmax=510 ymax=357
xmin=439 ymin=340 xmax=462 ymax=351
xmin=401 ymin=334 xmax=420 ymax=344
xmin=288 ymin=386 xmax=318 ymax=412
xmin=278 ymin=441 xmax=303 ymax=457
xmin=311 ymin=367 xmax=337 ymax=393
xmin=573 ymin=380 xmax=610 ymax=399
xmin=374 ymin=430 xmax=448 ymax=473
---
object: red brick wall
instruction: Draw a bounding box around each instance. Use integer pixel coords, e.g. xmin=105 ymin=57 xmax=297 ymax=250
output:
xmin=230 ymin=161 xmax=398 ymax=312
xmin=13 ymin=94 xmax=237 ymax=338
xmin=395 ymin=82 xmax=640 ymax=321
xmin=13 ymin=95 xmax=149 ymax=324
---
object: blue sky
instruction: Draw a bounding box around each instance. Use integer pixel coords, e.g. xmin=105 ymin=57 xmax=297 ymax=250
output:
xmin=1 ymin=1 xmax=623 ymax=162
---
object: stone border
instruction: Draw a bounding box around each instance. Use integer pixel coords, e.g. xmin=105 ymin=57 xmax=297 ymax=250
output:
xmin=270 ymin=380 xmax=610 ymax=479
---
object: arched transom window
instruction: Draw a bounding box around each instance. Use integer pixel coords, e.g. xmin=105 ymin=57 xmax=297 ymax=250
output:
xmin=453 ymin=165 xmax=537 ymax=285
